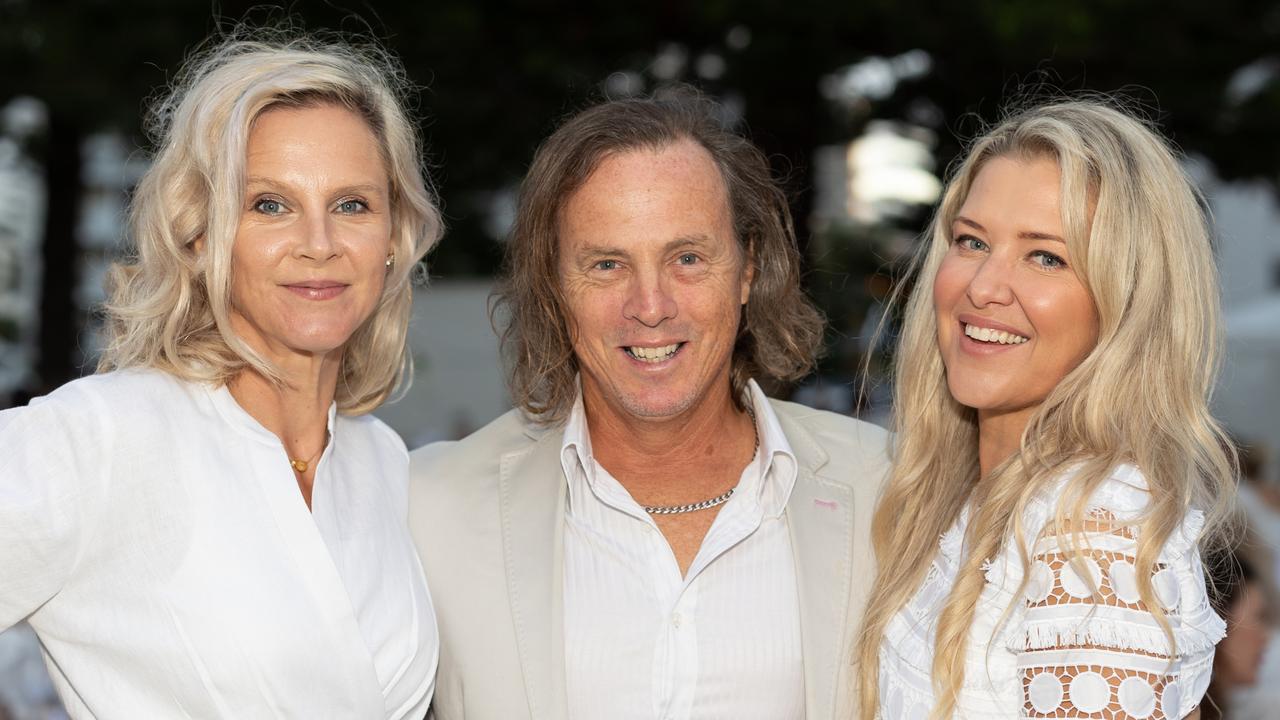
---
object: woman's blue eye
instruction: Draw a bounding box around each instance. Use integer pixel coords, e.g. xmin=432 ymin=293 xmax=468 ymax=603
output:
xmin=955 ymin=235 xmax=987 ymax=252
xmin=1032 ymin=250 xmax=1067 ymax=269
xmin=337 ymin=199 xmax=368 ymax=214
xmin=254 ymin=198 xmax=284 ymax=214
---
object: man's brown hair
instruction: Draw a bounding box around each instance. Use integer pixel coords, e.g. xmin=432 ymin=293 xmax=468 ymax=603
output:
xmin=494 ymin=87 xmax=824 ymax=423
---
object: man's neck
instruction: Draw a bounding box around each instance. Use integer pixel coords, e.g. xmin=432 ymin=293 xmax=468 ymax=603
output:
xmin=583 ymin=384 xmax=755 ymax=488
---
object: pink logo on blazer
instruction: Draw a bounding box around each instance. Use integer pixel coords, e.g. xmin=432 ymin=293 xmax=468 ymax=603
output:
xmin=813 ymin=498 xmax=838 ymax=510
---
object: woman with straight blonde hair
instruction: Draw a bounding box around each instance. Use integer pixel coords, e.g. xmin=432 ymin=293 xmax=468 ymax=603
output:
xmin=854 ymin=99 xmax=1235 ymax=719
xmin=0 ymin=30 xmax=441 ymax=718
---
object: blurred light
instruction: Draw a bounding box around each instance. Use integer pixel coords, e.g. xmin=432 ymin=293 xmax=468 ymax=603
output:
xmin=0 ymin=138 xmax=17 ymax=167
xmin=726 ymin=26 xmax=752 ymax=51
xmin=891 ymin=50 xmax=932 ymax=80
xmin=603 ymin=71 xmax=645 ymax=98
xmin=1226 ymin=57 xmax=1280 ymax=106
xmin=718 ymin=92 xmax=745 ymax=126
xmin=845 ymin=122 xmax=941 ymax=222
xmin=821 ymin=50 xmax=934 ymax=106
xmin=905 ymin=97 xmax=944 ymax=128
xmin=0 ymin=97 xmax=46 ymax=140
xmin=650 ymin=44 xmax=688 ymax=81
xmin=828 ymin=56 xmax=895 ymax=102
xmin=695 ymin=53 xmax=727 ymax=80
xmin=481 ymin=186 xmax=517 ymax=242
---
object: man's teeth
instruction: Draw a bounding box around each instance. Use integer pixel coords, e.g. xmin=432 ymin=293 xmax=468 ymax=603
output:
xmin=627 ymin=343 xmax=681 ymax=362
xmin=963 ymin=324 xmax=1029 ymax=345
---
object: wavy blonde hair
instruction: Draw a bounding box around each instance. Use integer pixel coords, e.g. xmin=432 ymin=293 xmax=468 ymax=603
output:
xmin=853 ymin=99 xmax=1237 ymax=718
xmin=98 ymin=30 xmax=442 ymax=414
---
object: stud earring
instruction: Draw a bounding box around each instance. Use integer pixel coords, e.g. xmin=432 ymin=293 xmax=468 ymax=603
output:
xmin=385 ymin=253 xmax=395 ymax=269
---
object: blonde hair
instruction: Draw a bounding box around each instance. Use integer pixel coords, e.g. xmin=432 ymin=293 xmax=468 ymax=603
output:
xmin=853 ymin=98 xmax=1237 ymax=718
xmin=98 ymin=30 xmax=442 ymax=414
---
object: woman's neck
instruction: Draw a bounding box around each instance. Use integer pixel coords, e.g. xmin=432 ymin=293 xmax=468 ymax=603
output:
xmin=976 ymin=407 xmax=1035 ymax=478
xmin=227 ymin=355 xmax=339 ymax=464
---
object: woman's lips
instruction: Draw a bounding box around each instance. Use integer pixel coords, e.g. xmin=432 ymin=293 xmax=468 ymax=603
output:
xmin=284 ymin=283 xmax=348 ymax=300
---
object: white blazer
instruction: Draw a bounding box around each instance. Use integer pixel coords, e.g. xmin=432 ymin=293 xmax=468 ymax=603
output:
xmin=409 ymin=397 xmax=890 ymax=719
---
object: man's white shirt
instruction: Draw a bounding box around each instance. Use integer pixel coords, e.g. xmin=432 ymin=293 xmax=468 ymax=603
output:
xmin=560 ymin=380 xmax=805 ymax=720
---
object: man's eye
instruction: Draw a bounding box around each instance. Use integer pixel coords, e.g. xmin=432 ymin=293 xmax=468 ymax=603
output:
xmin=253 ymin=198 xmax=285 ymax=215
xmin=678 ymin=253 xmax=699 ymax=265
xmin=595 ymin=260 xmax=618 ymax=271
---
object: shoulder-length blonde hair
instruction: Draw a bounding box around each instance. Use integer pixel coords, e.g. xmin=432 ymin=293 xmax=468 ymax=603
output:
xmin=98 ymin=31 xmax=442 ymax=415
xmin=495 ymin=88 xmax=824 ymax=423
xmin=854 ymin=98 xmax=1236 ymax=718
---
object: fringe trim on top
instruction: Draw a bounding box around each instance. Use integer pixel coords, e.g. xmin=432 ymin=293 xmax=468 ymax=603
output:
xmin=1017 ymin=613 xmax=1225 ymax=656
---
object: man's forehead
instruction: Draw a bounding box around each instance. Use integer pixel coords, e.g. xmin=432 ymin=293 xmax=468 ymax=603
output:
xmin=578 ymin=140 xmax=726 ymax=194
xmin=557 ymin=142 xmax=729 ymax=223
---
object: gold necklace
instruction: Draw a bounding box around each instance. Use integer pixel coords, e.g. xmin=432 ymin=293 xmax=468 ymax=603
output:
xmin=289 ymin=435 xmax=327 ymax=474
xmin=642 ymin=403 xmax=759 ymax=515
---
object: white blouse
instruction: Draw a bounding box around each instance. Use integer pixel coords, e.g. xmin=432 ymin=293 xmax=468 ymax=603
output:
xmin=0 ymin=369 xmax=438 ymax=719
xmin=879 ymin=464 xmax=1225 ymax=719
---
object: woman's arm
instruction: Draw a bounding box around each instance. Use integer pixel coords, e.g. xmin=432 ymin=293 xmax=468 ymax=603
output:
xmin=1013 ymin=515 xmax=1221 ymax=720
xmin=0 ymin=388 xmax=107 ymax=630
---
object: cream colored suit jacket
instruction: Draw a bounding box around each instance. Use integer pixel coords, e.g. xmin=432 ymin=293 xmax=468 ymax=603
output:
xmin=409 ymin=398 xmax=890 ymax=720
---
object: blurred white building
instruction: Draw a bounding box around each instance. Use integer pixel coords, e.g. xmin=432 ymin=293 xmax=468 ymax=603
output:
xmin=0 ymin=98 xmax=48 ymax=405
xmin=375 ymin=280 xmax=510 ymax=447
xmin=1191 ymin=157 xmax=1280 ymax=484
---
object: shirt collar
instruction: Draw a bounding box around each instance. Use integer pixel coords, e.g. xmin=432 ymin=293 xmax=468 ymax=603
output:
xmin=559 ymin=379 xmax=798 ymax=518
xmin=559 ymin=392 xmax=595 ymax=513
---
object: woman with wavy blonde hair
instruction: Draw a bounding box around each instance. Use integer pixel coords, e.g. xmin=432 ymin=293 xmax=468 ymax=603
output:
xmin=0 ymin=30 xmax=441 ymax=718
xmin=854 ymin=99 xmax=1235 ymax=719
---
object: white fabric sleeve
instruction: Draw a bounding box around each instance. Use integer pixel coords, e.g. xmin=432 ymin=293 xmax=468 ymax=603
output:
xmin=0 ymin=385 xmax=111 ymax=630
xmin=1011 ymin=508 xmax=1223 ymax=720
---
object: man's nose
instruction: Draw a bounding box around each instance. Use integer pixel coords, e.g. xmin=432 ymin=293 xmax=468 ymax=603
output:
xmin=622 ymin=268 xmax=677 ymax=327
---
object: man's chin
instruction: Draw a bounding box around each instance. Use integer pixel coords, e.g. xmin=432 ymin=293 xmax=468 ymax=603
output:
xmin=611 ymin=387 xmax=702 ymax=421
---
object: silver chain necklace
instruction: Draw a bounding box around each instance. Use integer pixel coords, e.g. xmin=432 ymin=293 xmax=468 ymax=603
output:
xmin=642 ymin=404 xmax=758 ymax=515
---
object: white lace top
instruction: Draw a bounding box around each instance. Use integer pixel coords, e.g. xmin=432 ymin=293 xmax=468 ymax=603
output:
xmin=879 ymin=464 xmax=1225 ymax=719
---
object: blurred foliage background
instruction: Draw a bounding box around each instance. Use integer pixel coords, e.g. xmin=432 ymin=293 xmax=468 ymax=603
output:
xmin=3 ymin=0 xmax=1280 ymax=404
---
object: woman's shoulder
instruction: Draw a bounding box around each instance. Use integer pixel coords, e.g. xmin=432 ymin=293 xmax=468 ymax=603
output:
xmin=1028 ymin=462 xmax=1205 ymax=555
xmin=334 ymin=412 xmax=408 ymax=461
xmin=6 ymin=368 xmax=196 ymax=427
xmin=1023 ymin=462 xmax=1158 ymax=530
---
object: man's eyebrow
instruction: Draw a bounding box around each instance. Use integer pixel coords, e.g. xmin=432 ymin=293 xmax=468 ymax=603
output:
xmin=571 ymin=244 xmax=629 ymax=262
xmin=661 ymin=235 xmax=713 ymax=253
xmin=954 ymin=216 xmax=1065 ymax=243
xmin=571 ymin=234 xmax=716 ymax=261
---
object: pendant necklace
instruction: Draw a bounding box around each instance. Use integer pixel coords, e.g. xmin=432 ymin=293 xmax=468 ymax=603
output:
xmin=642 ymin=404 xmax=758 ymax=515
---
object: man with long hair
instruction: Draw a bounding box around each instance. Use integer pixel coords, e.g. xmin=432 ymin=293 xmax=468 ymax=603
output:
xmin=409 ymin=89 xmax=890 ymax=719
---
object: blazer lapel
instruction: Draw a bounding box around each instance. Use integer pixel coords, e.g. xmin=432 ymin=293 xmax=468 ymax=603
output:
xmin=499 ymin=429 xmax=569 ymax=720
xmin=777 ymin=409 xmax=858 ymax=719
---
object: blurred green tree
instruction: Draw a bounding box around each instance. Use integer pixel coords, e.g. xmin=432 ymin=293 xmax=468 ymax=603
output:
xmin=2 ymin=0 xmax=1278 ymax=395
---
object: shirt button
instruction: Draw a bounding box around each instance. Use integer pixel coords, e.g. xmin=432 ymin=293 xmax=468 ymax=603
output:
xmin=672 ymin=612 xmax=683 ymax=628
